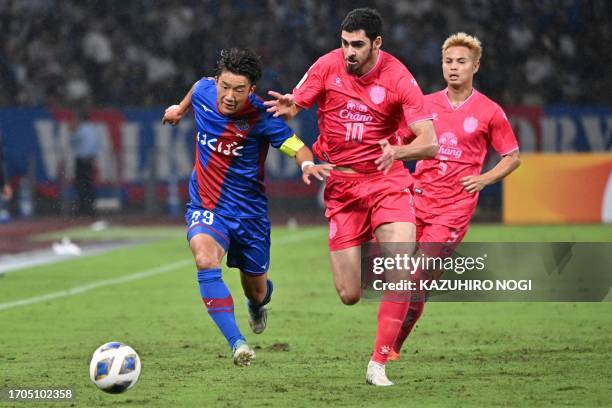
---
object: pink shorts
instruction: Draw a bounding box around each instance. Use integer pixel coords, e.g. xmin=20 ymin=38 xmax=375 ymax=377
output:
xmin=416 ymin=211 xmax=469 ymax=257
xmin=325 ymin=163 xmax=415 ymax=251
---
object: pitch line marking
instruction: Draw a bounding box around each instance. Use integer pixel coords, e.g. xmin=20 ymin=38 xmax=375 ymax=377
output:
xmin=0 ymin=228 xmax=325 ymax=312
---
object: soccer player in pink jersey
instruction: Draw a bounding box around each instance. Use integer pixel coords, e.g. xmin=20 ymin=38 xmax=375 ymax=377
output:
xmin=265 ymin=8 xmax=438 ymax=386
xmin=387 ymin=32 xmax=521 ymax=361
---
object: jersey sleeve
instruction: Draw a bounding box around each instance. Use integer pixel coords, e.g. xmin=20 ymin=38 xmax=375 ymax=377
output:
xmin=394 ymin=119 xmax=416 ymax=145
xmin=397 ymin=72 xmax=433 ymax=127
xmin=192 ymin=77 xmax=206 ymax=97
xmin=489 ymin=106 xmax=519 ymax=155
xmin=292 ymin=56 xmax=328 ymax=109
xmin=190 ymin=78 xmax=209 ymax=112
xmin=263 ymin=113 xmax=297 ymax=149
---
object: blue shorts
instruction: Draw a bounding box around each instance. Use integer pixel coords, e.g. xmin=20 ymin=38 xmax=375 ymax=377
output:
xmin=185 ymin=204 xmax=271 ymax=275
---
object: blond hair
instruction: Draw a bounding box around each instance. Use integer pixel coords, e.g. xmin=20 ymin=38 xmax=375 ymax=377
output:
xmin=442 ymin=32 xmax=482 ymax=62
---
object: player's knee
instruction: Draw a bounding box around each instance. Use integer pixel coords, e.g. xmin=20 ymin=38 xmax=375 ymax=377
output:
xmin=194 ymin=253 xmax=220 ymax=270
xmin=338 ymin=289 xmax=360 ymax=305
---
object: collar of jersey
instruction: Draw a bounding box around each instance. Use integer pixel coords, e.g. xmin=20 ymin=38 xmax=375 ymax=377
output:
xmin=443 ymin=87 xmax=477 ymax=111
xmin=355 ymin=50 xmax=382 ymax=85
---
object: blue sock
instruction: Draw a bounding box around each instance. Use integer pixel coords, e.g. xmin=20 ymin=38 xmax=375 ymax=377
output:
xmin=197 ymin=268 xmax=244 ymax=350
xmin=248 ymin=279 xmax=273 ymax=312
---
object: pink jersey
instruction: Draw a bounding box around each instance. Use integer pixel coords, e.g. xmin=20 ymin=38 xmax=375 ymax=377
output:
xmin=293 ymin=49 xmax=432 ymax=173
xmin=410 ymin=89 xmax=519 ymax=224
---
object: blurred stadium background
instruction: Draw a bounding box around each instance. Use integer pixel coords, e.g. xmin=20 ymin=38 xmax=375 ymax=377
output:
xmin=0 ymin=0 xmax=610 ymax=234
xmin=0 ymin=2 xmax=611 ymax=406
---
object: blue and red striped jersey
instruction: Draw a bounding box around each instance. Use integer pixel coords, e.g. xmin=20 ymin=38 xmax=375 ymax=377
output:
xmin=188 ymin=78 xmax=295 ymax=218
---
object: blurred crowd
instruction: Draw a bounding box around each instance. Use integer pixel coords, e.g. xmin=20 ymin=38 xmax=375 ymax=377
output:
xmin=0 ymin=0 xmax=609 ymax=108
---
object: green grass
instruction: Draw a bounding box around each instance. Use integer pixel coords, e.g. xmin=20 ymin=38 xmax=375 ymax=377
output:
xmin=0 ymin=225 xmax=611 ymax=407
xmin=465 ymin=224 xmax=612 ymax=242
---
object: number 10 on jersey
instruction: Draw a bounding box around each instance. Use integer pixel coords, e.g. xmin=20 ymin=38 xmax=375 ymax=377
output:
xmin=344 ymin=122 xmax=364 ymax=143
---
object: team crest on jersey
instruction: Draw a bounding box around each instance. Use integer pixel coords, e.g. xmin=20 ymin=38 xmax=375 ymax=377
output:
xmin=234 ymin=120 xmax=249 ymax=131
xmin=369 ymin=85 xmax=386 ymax=104
xmin=334 ymin=76 xmax=343 ymax=87
xmin=463 ymin=116 xmax=478 ymax=133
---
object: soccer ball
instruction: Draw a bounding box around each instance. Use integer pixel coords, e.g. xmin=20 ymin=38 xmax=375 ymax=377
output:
xmin=89 ymin=342 xmax=141 ymax=394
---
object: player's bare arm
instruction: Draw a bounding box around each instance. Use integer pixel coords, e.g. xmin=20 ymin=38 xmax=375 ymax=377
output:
xmin=375 ymin=120 xmax=438 ymax=173
xmin=294 ymin=146 xmax=335 ymax=185
xmin=162 ymin=83 xmax=196 ymax=125
xmin=279 ymin=134 xmax=334 ymax=185
xmin=461 ymin=150 xmax=521 ymax=193
xmin=393 ymin=120 xmax=438 ymax=160
xmin=264 ymin=91 xmax=302 ymax=120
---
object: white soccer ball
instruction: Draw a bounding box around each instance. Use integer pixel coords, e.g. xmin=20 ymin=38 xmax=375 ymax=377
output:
xmin=89 ymin=342 xmax=141 ymax=394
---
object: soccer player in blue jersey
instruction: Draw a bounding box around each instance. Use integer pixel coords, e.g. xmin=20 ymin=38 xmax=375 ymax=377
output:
xmin=162 ymin=48 xmax=332 ymax=367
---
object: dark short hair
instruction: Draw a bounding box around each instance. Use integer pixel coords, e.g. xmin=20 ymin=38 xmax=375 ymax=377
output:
xmin=215 ymin=48 xmax=262 ymax=85
xmin=340 ymin=8 xmax=383 ymax=42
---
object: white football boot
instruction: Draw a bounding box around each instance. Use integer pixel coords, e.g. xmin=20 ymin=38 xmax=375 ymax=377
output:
xmin=366 ymin=361 xmax=394 ymax=386
xmin=232 ymin=340 xmax=256 ymax=367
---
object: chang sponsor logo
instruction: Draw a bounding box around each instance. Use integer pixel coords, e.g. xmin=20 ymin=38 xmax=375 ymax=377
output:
xmin=339 ymin=99 xmax=373 ymax=122
xmin=438 ymin=131 xmax=463 ymax=159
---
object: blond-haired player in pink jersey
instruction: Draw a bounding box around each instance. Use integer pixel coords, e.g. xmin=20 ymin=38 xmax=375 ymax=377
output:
xmin=389 ymin=32 xmax=521 ymax=360
xmin=265 ymin=8 xmax=438 ymax=386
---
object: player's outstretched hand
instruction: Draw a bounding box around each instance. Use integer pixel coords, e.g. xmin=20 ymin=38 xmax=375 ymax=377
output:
xmin=461 ymin=175 xmax=488 ymax=193
xmin=302 ymin=163 xmax=335 ymax=185
xmin=375 ymin=140 xmax=396 ymax=174
xmin=264 ymin=91 xmax=295 ymax=118
xmin=162 ymin=105 xmax=182 ymax=126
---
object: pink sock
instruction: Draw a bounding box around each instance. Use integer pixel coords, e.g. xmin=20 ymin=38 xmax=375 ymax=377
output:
xmin=392 ymin=301 xmax=425 ymax=353
xmin=371 ymin=299 xmax=410 ymax=364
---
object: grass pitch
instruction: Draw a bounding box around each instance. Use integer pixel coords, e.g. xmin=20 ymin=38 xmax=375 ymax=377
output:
xmin=0 ymin=224 xmax=611 ymax=407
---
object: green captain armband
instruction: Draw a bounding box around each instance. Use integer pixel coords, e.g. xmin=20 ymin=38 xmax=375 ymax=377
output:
xmin=279 ymin=134 xmax=305 ymax=158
